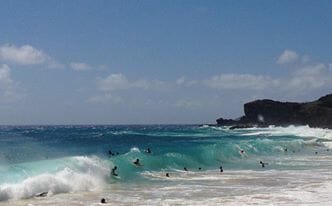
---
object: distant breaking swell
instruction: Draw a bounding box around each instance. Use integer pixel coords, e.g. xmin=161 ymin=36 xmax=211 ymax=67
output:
xmin=0 ymin=125 xmax=332 ymax=201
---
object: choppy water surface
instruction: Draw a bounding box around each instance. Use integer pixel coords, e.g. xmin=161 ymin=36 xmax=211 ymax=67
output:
xmin=0 ymin=125 xmax=331 ymax=205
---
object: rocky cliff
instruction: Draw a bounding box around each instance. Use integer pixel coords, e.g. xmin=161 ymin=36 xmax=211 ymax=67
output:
xmin=216 ymin=94 xmax=332 ymax=129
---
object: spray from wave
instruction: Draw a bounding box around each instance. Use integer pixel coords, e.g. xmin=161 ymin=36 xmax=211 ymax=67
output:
xmin=0 ymin=156 xmax=110 ymax=201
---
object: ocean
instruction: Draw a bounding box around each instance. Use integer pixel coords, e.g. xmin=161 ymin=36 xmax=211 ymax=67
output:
xmin=0 ymin=125 xmax=331 ymax=205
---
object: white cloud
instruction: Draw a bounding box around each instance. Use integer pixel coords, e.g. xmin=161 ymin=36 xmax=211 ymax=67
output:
xmin=0 ymin=64 xmax=22 ymax=102
xmin=0 ymin=64 xmax=13 ymax=87
xmin=70 ymin=62 xmax=91 ymax=71
xmin=176 ymin=76 xmax=197 ymax=87
xmin=0 ymin=44 xmax=63 ymax=69
xmin=203 ymin=74 xmax=279 ymax=90
xmin=296 ymin=63 xmax=326 ymax=76
xmin=91 ymin=73 xmax=169 ymax=103
xmin=90 ymin=52 xmax=332 ymax=106
xmin=96 ymin=73 xmax=168 ymax=92
xmin=0 ymin=44 xmax=49 ymax=65
xmin=201 ymin=63 xmax=331 ymax=95
xmin=97 ymin=73 xmax=131 ymax=92
xmin=286 ymin=63 xmax=332 ymax=92
xmin=277 ymin=49 xmax=299 ymax=64
xmin=92 ymin=73 xmax=144 ymax=104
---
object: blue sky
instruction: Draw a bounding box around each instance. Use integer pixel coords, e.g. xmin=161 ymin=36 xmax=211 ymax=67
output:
xmin=0 ymin=0 xmax=331 ymax=124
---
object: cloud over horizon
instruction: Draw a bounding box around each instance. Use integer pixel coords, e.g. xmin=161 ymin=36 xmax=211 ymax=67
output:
xmin=0 ymin=43 xmax=330 ymax=123
xmin=89 ymin=49 xmax=332 ymax=107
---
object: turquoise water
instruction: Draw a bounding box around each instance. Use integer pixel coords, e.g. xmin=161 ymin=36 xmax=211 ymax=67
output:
xmin=0 ymin=125 xmax=331 ymax=205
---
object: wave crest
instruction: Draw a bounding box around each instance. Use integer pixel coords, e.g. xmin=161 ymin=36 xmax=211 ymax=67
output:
xmin=0 ymin=156 xmax=110 ymax=201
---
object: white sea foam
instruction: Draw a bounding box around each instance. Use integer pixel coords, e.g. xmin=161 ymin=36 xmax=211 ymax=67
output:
xmin=96 ymin=169 xmax=332 ymax=206
xmin=0 ymin=156 xmax=110 ymax=201
xmin=129 ymin=147 xmax=141 ymax=153
xmin=233 ymin=125 xmax=332 ymax=143
xmin=3 ymin=159 xmax=332 ymax=205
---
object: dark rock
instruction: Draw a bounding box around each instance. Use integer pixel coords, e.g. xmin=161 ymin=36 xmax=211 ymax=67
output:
xmin=216 ymin=94 xmax=332 ymax=129
xmin=216 ymin=118 xmax=238 ymax=125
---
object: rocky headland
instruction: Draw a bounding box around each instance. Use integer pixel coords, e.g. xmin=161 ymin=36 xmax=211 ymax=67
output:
xmin=216 ymin=94 xmax=332 ymax=129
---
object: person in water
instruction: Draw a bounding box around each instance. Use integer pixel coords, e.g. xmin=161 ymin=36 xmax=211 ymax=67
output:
xmin=108 ymin=150 xmax=114 ymax=156
xmin=184 ymin=167 xmax=188 ymax=171
xmin=133 ymin=158 xmax=142 ymax=166
xmin=198 ymin=167 xmax=202 ymax=170
xmin=259 ymin=161 xmax=268 ymax=168
xmin=35 ymin=192 xmax=48 ymax=197
xmin=101 ymin=198 xmax=106 ymax=204
xmin=220 ymin=166 xmax=223 ymax=173
xmin=145 ymin=148 xmax=151 ymax=154
xmin=111 ymin=166 xmax=118 ymax=176
xmin=166 ymin=173 xmax=170 ymax=177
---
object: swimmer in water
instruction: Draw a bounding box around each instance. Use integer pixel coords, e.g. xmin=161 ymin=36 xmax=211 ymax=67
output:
xmin=198 ymin=167 xmax=202 ymax=170
xmin=111 ymin=166 xmax=118 ymax=176
xmin=108 ymin=150 xmax=114 ymax=156
xmin=220 ymin=166 xmax=223 ymax=173
xmin=101 ymin=198 xmax=106 ymax=204
xmin=259 ymin=161 xmax=268 ymax=168
xmin=166 ymin=173 xmax=170 ymax=177
xmin=133 ymin=158 xmax=142 ymax=166
xmin=184 ymin=167 xmax=188 ymax=171
xmin=145 ymin=148 xmax=152 ymax=154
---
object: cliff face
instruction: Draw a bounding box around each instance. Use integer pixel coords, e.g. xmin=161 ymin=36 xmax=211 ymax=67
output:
xmin=217 ymin=94 xmax=332 ymax=129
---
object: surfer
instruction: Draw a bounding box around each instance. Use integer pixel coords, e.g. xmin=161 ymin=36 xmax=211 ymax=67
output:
xmin=101 ymin=198 xmax=106 ymax=204
xmin=198 ymin=167 xmax=202 ymax=170
xmin=259 ymin=161 xmax=268 ymax=168
xmin=108 ymin=150 xmax=114 ymax=156
xmin=166 ymin=173 xmax=170 ymax=177
xmin=284 ymin=148 xmax=288 ymax=152
xmin=184 ymin=167 xmax=188 ymax=171
xmin=111 ymin=166 xmax=118 ymax=176
xmin=220 ymin=166 xmax=223 ymax=173
xmin=133 ymin=158 xmax=142 ymax=166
